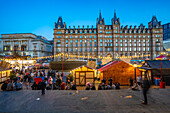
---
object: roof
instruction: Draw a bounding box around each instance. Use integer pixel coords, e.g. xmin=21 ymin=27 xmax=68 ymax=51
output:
xmin=72 ymin=65 xmax=95 ymax=71
xmin=156 ymin=55 xmax=166 ymax=59
xmin=0 ymin=67 xmax=11 ymax=71
xmin=145 ymin=60 xmax=170 ymax=69
xmin=98 ymin=61 xmax=120 ymax=72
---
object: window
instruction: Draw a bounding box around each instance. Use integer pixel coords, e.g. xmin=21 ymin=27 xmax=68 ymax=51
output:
xmin=134 ymin=36 xmax=136 ymax=38
xmin=66 ymin=36 xmax=68 ymax=38
xmin=80 ymin=36 xmax=82 ymax=38
xmin=143 ymin=36 xmax=145 ymax=38
xmin=66 ymin=40 xmax=68 ymax=43
xmin=116 ymin=39 xmax=118 ymax=42
xmin=100 ymin=43 xmax=102 ymax=46
xmin=105 ymin=40 xmax=107 ymax=42
xmin=100 ymin=48 xmax=103 ymax=51
xmin=116 ymin=43 xmax=118 ymax=46
xmin=75 ymin=44 xmax=77 ymax=47
xmin=85 ymin=31 xmax=87 ymax=34
xmin=125 ymin=44 xmax=127 ymax=46
xmin=139 ymin=48 xmax=141 ymax=51
xmin=125 ymin=48 xmax=127 ymax=51
xmin=70 ymin=36 xmax=73 ymax=38
xmin=139 ymin=35 xmax=141 ymax=38
xmin=120 ymin=48 xmax=123 ymax=51
xmin=129 ymin=43 xmax=131 ymax=46
xmin=71 ymin=48 xmax=73 ymax=52
xmin=80 ymin=44 xmax=82 ymax=47
xmin=120 ymin=36 xmax=122 ymax=38
xmin=100 ymin=39 xmax=102 ymax=42
xmin=100 ymin=31 xmax=102 ymax=33
xmin=116 ymin=47 xmax=118 ymax=51
xmin=129 ymin=31 xmax=131 ymax=33
xmin=111 ymin=43 xmax=112 ymax=46
xmin=94 ymin=40 xmax=96 ymax=42
xmin=85 ymin=36 xmax=87 ymax=38
xmin=105 ymin=48 xmax=107 ymax=51
xmin=57 ymin=31 xmax=61 ymax=34
xmin=115 ymin=27 xmax=117 ymax=29
xmin=90 ymin=36 xmax=92 ymax=38
xmin=85 ymin=44 xmax=87 ymax=47
xmin=130 ymin=48 xmax=132 ymax=51
xmin=58 ymin=40 xmax=60 ymax=42
xmin=100 ymin=35 xmax=102 ymax=38
xmin=125 ymin=36 xmax=127 ymax=38
xmin=134 ymin=48 xmax=136 ymax=51
xmin=116 ymin=35 xmax=118 ymax=37
xmin=80 ymin=40 xmax=82 ymax=43
xmin=71 ymin=40 xmax=73 ymax=43
xmin=105 ymin=43 xmax=107 ymax=46
xmin=143 ymin=40 xmax=145 ymax=42
xmin=143 ymin=48 xmax=145 ymax=51
xmin=130 ymin=36 xmax=132 ymax=38
xmin=143 ymin=43 xmax=145 ymax=46
xmin=57 ymin=36 xmax=61 ymax=38
xmin=120 ymin=43 xmax=123 ymax=46
xmin=58 ymin=27 xmax=60 ymax=29
xmin=90 ymin=40 xmax=92 ymax=42
xmin=148 ymin=36 xmax=150 ymax=38
xmin=120 ymin=40 xmax=122 ymax=42
xmin=71 ymin=44 xmax=73 ymax=47
xmin=148 ymin=40 xmax=150 ymax=42
xmin=134 ymin=43 xmax=136 ymax=46
xmin=94 ymin=36 xmax=96 ymax=38
xmin=139 ymin=40 xmax=141 ymax=42
xmin=85 ymin=40 xmax=87 ymax=43
xmin=75 ymin=40 xmax=77 ymax=43
xmin=100 ymin=27 xmax=102 ymax=29
xmin=95 ymin=44 xmax=97 ymax=47
xmin=90 ymin=48 xmax=92 ymax=52
xmin=75 ymin=36 xmax=77 ymax=38
xmin=125 ymin=40 xmax=127 ymax=42
xmin=85 ymin=48 xmax=87 ymax=52
xmin=80 ymin=48 xmax=82 ymax=52
xmin=90 ymin=44 xmax=92 ymax=47
xmin=134 ymin=40 xmax=136 ymax=42
xmin=110 ymin=40 xmax=112 ymax=42
xmin=130 ymin=40 xmax=131 ymax=42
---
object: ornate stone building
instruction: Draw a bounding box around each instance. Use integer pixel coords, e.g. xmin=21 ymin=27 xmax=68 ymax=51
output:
xmin=54 ymin=11 xmax=163 ymax=61
xmin=0 ymin=33 xmax=53 ymax=58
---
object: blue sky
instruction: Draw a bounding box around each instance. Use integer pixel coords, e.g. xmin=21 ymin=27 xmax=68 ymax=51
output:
xmin=0 ymin=0 xmax=170 ymax=40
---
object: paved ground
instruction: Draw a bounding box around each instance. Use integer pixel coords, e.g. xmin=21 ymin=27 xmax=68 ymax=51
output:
xmin=0 ymin=88 xmax=170 ymax=113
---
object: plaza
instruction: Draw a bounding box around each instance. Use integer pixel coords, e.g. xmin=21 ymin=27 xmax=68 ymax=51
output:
xmin=0 ymin=88 xmax=170 ymax=113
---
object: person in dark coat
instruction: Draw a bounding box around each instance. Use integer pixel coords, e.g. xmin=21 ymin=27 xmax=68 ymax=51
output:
xmin=98 ymin=83 xmax=102 ymax=90
xmin=115 ymin=82 xmax=120 ymax=89
xmin=141 ymin=75 xmax=150 ymax=104
xmin=31 ymin=82 xmax=38 ymax=90
xmin=102 ymin=78 xmax=106 ymax=90
xmin=71 ymin=83 xmax=77 ymax=90
xmin=108 ymin=77 xmax=113 ymax=86
xmin=91 ymin=83 xmax=96 ymax=90
xmin=1 ymin=81 xmax=8 ymax=91
xmin=41 ymin=80 xmax=46 ymax=95
xmin=129 ymin=78 xmax=133 ymax=87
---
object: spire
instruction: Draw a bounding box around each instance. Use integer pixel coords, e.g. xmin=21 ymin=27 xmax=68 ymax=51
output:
xmin=114 ymin=9 xmax=117 ymax=22
xmin=99 ymin=9 xmax=102 ymax=21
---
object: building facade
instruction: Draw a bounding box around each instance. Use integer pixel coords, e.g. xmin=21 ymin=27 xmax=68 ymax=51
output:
xmin=54 ymin=12 xmax=163 ymax=61
xmin=0 ymin=33 xmax=53 ymax=58
xmin=162 ymin=23 xmax=170 ymax=40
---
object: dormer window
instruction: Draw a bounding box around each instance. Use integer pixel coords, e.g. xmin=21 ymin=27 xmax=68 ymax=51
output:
xmin=138 ymin=31 xmax=140 ymax=33
xmin=129 ymin=31 xmax=131 ymax=33
xmin=58 ymin=27 xmax=60 ymax=29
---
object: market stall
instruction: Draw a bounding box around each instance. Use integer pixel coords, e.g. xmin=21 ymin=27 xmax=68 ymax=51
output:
xmin=71 ymin=65 xmax=96 ymax=86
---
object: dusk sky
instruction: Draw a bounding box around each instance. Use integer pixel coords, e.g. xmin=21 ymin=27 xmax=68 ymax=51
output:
xmin=0 ymin=0 xmax=170 ymax=40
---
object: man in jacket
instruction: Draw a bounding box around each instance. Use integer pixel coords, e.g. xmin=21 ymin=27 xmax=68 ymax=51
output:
xmin=141 ymin=75 xmax=150 ymax=104
xmin=41 ymin=80 xmax=46 ymax=95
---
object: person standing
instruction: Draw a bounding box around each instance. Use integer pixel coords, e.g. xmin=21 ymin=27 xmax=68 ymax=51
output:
xmin=108 ymin=77 xmax=113 ymax=86
xmin=141 ymin=75 xmax=150 ymax=104
xmin=41 ymin=80 xmax=46 ymax=95
xmin=129 ymin=77 xmax=133 ymax=87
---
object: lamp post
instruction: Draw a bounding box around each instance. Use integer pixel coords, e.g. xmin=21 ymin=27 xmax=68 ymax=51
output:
xmin=134 ymin=62 xmax=137 ymax=81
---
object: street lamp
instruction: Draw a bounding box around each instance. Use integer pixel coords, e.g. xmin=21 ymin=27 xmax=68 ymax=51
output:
xmin=134 ymin=62 xmax=137 ymax=81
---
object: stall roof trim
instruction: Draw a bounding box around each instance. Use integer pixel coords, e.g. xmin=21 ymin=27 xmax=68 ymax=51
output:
xmin=98 ymin=61 xmax=120 ymax=72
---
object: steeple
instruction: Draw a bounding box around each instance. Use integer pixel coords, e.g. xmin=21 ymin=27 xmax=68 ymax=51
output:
xmin=97 ymin=10 xmax=104 ymax=25
xmin=112 ymin=10 xmax=120 ymax=25
xmin=114 ymin=9 xmax=117 ymax=22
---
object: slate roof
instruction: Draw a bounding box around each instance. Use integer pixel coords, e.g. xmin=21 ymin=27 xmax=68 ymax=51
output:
xmin=145 ymin=60 xmax=170 ymax=69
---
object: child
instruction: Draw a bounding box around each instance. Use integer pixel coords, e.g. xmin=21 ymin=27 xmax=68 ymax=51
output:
xmin=25 ymin=80 xmax=29 ymax=89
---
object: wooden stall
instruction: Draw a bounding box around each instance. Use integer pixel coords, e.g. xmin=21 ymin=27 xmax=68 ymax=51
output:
xmin=98 ymin=61 xmax=141 ymax=85
xmin=72 ymin=65 xmax=96 ymax=86
xmin=0 ymin=68 xmax=11 ymax=83
xmin=0 ymin=61 xmax=11 ymax=83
